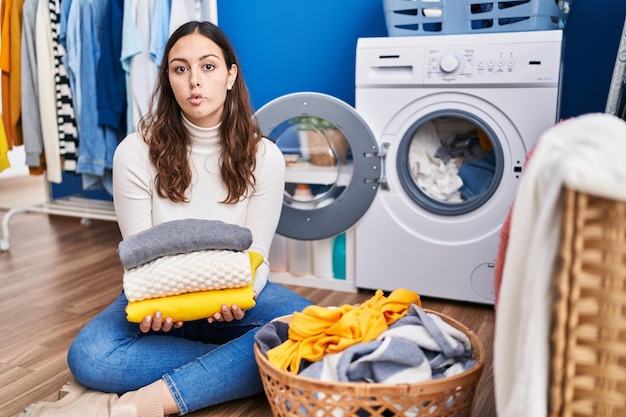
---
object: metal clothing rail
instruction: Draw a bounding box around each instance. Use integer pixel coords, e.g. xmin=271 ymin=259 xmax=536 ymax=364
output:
xmin=0 ymin=196 xmax=117 ymax=252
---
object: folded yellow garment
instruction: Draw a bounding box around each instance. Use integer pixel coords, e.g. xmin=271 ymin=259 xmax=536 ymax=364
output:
xmin=267 ymin=288 xmax=421 ymax=373
xmin=126 ymin=285 xmax=257 ymax=322
xmin=125 ymin=252 xmax=263 ymax=322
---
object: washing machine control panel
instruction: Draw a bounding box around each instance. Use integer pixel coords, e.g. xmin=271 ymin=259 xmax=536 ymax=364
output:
xmin=425 ymin=41 xmax=560 ymax=85
xmin=427 ymin=47 xmax=520 ymax=79
xmin=357 ymin=31 xmax=563 ymax=87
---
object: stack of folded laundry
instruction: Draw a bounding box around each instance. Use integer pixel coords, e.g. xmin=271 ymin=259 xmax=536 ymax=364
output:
xmin=118 ymin=219 xmax=263 ymax=322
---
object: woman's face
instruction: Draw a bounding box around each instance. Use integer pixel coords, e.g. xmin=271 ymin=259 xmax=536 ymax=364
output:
xmin=167 ymin=33 xmax=238 ymax=128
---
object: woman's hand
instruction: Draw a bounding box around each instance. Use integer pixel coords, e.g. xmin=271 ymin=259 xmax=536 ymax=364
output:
xmin=207 ymin=291 xmax=257 ymax=323
xmin=207 ymin=304 xmax=245 ymax=323
xmin=139 ymin=311 xmax=184 ymax=333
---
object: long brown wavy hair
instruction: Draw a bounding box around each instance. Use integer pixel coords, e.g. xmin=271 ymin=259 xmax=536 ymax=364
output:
xmin=137 ymin=21 xmax=262 ymax=204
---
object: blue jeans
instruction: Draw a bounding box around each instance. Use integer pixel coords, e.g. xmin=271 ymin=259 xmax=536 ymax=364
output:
xmin=67 ymin=282 xmax=312 ymax=415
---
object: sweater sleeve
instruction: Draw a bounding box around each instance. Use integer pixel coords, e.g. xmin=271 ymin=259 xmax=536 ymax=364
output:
xmin=246 ymin=138 xmax=286 ymax=294
xmin=112 ymin=133 xmax=155 ymax=240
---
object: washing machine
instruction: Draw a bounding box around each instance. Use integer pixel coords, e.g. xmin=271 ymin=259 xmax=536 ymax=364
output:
xmin=255 ymin=29 xmax=563 ymax=304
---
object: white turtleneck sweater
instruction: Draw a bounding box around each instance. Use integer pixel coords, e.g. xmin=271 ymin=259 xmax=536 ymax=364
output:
xmin=112 ymin=116 xmax=286 ymax=295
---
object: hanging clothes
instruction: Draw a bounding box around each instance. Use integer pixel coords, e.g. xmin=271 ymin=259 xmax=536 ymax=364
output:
xmin=50 ymin=0 xmax=79 ymax=173
xmin=20 ymin=0 xmax=45 ymax=173
xmin=169 ymin=0 xmax=217 ymax=34
xmin=122 ymin=0 xmax=158 ymax=133
xmin=96 ymin=0 xmax=127 ymax=141
xmin=0 ymin=117 xmax=9 ymax=172
xmin=35 ymin=0 xmax=62 ymax=183
xmin=9 ymin=0 xmax=25 ymax=149
xmin=120 ymin=0 xmax=139 ymax=133
xmin=64 ymin=0 xmax=116 ymax=193
xmin=0 ymin=0 xmax=9 ymax=173
xmin=149 ymin=0 xmax=170 ymax=67
xmin=1 ymin=0 xmax=14 ymax=149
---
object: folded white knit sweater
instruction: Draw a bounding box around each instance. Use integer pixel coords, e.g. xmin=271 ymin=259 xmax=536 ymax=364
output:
xmin=123 ymin=249 xmax=253 ymax=302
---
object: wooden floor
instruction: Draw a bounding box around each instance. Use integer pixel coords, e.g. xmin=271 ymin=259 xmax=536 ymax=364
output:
xmin=0 ymin=174 xmax=48 ymax=210
xmin=0 ymin=179 xmax=496 ymax=417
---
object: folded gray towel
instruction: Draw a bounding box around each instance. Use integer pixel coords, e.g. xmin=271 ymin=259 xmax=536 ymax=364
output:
xmin=118 ymin=219 xmax=253 ymax=269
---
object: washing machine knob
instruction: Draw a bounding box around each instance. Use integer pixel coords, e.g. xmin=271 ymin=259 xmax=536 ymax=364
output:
xmin=440 ymin=54 xmax=460 ymax=73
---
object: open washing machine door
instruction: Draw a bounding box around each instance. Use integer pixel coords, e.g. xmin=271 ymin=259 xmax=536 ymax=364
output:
xmin=255 ymin=92 xmax=382 ymax=241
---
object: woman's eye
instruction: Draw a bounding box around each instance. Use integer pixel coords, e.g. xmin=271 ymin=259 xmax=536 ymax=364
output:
xmin=174 ymin=66 xmax=188 ymax=73
xmin=204 ymin=63 xmax=215 ymax=71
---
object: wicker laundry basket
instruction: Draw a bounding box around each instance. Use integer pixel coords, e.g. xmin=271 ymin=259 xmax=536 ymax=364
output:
xmin=550 ymin=188 xmax=626 ymax=417
xmin=255 ymin=309 xmax=485 ymax=417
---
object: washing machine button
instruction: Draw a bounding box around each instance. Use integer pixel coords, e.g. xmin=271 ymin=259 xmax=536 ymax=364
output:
xmin=440 ymin=54 xmax=460 ymax=73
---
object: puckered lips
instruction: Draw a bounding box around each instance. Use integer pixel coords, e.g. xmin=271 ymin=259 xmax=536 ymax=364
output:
xmin=188 ymin=94 xmax=205 ymax=105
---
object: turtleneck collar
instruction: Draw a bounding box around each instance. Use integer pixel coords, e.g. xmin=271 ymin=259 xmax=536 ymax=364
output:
xmin=182 ymin=114 xmax=221 ymax=148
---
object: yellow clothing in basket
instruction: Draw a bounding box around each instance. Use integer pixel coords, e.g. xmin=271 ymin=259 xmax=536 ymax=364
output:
xmin=267 ymin=288 xmax=421 ymax=373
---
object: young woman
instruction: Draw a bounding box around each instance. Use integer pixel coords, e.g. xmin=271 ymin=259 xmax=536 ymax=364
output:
xmin=22 ymin=21 xmax=312 ymax=417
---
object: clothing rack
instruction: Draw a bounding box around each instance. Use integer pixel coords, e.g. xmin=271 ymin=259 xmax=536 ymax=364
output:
xmin=1 ymin=0 xmax=120 ymax=252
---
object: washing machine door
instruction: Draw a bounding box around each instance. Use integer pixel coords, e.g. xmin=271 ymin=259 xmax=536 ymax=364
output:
xmin=255 ymin=92 xmax=382 ymax=240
